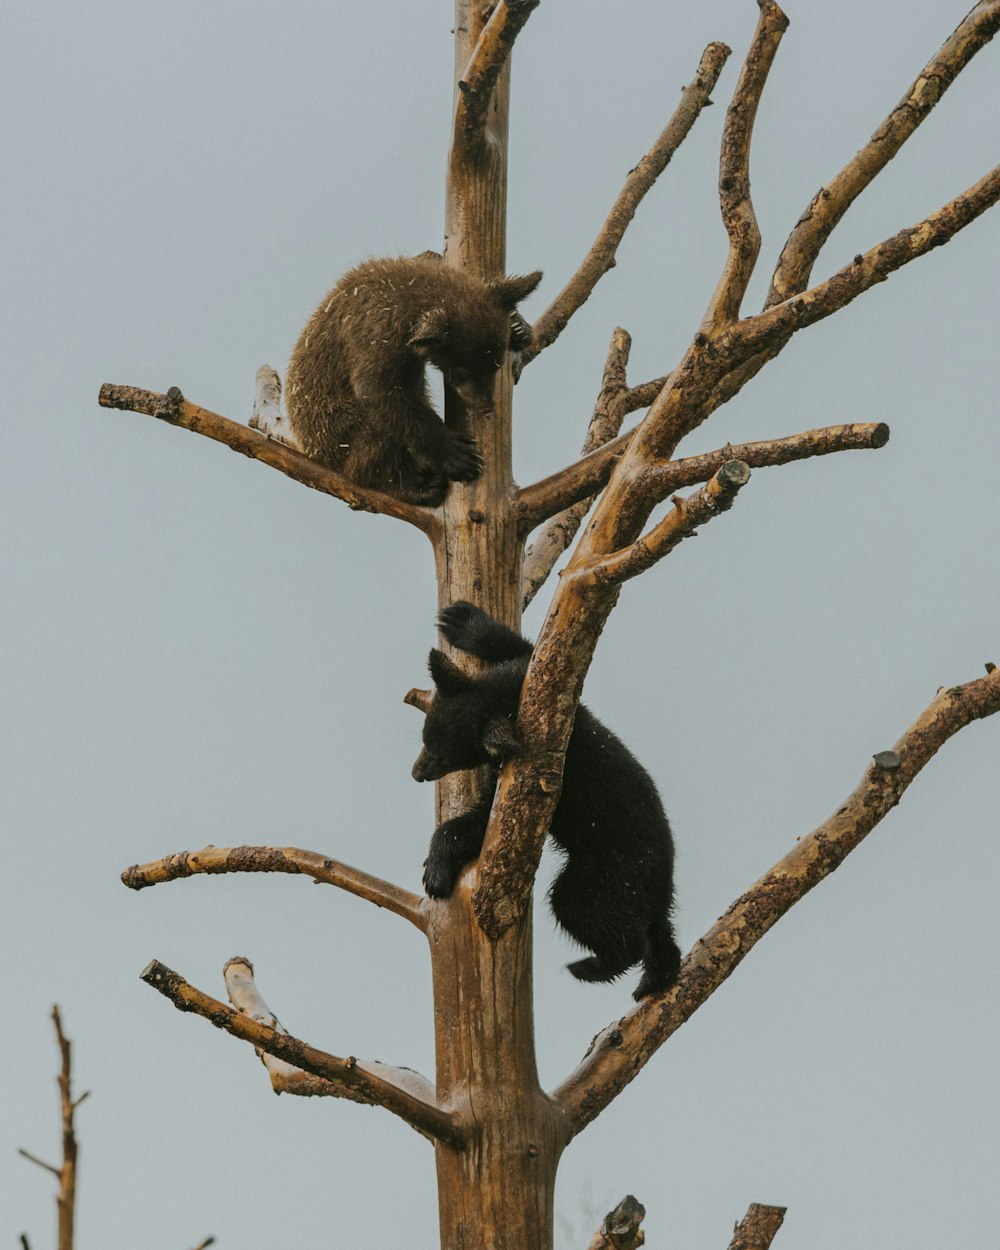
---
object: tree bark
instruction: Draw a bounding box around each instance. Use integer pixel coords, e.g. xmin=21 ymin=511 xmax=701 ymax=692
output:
xmin=428 ymin=4 xmax=568 ymax=1247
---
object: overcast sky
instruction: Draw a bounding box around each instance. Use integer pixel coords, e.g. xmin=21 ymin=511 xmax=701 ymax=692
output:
xmin=3 ymin=3 xmax=998 ymax=1248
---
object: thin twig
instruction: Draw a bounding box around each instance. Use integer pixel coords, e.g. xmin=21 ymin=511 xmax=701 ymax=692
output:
xmin=553 ymin=665 xmax=1000 ymax=1136
xmin=140 ymin=961 xmax=462 ymax=1146
xmin=97 ymin=384 xmax=438 ymax=533
xmin=121 ymin=844 xmax=426 ymax=931
xmin=522 ymin=42 xmax=731 ymax=366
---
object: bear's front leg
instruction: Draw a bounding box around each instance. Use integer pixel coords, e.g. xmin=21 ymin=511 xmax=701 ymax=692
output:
xmin=422 ymin=798 xmax=492 ymax=898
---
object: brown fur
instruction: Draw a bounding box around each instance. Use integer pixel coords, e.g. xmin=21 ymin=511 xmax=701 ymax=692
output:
xmin=286 ymin=255 xmax=542 ymax=505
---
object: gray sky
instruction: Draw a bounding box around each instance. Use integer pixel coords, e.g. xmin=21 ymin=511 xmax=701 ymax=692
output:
xmin=3 ymin=2 xmax=998 ymax=1247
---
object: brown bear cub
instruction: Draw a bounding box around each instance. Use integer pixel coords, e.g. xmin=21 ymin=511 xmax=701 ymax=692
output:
xmin=412 ymin=602 xmax=682 ymax=1001
xmin=285 ymin=255 xmax=542 ymax=505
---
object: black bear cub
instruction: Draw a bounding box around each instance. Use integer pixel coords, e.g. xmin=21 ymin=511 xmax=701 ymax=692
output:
xmin=285 ymin=254 xmax=542 ymax=506
xmin=412 ymin=602 xmax=682 ymax=1000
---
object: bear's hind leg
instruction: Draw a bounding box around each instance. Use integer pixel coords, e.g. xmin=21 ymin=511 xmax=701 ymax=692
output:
xmin=566 ymin=952 xmax=635 ymax=984
xmin=632 ymin=917 xmax=683 ymax=1001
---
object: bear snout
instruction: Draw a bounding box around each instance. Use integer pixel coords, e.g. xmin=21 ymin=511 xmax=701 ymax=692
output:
xmin=412 ymin=747 xmax=448 ymax=783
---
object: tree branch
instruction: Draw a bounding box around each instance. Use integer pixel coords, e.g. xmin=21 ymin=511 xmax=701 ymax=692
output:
xmin=552 ymin=664 xmax=1000 ymax=1136
xmin=223 ymin=957 xmax=438 ymax=1126
xmin=727 ymin=1204 xmax=787 ymax=1250
xmin=121 ymin=844 xmax=426 ymax=931
xmin=586 ymin=1194 xmax=646 ymax=1250
xmin=767 ymin=0 xmax=1000 ymax=306
xmin=520 ymin=327 xmax=632 ymax=603
xmin=454 ymin=0 xmax=540 ymax=153
xmin=570 ymin=459 xmax=751 ymax=587
xmin=642 ymin=421 xmax=889 ymax=495
xmin=97 ymin=384 xmax=438 ymax=533
xmin=19 ymin=1008 xmax=84 ymax=1250
xmin=140 ymin=960 xmax=461 ymax=1146
xmin=700 ymin=1 xmax=787 ymax=335
xmin=521 ymin=42 xmax=731 ymax=365
xmin=17 ymin=1150 xmax=60 ymax=1178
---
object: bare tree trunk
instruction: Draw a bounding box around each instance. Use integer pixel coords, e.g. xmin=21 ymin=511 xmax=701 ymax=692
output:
xmin=429 ymin=5 xmax=567 ymax=1246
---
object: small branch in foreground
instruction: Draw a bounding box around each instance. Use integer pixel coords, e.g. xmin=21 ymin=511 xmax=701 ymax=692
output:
xmin=586 ymin=1194 xmax=646 ymax=1250
xmin=767 ymin=0 xmax=1000 ymax=305
xmin=140 ymin=961 xmax=461 ymax=1146
xmin=571 ymin=459 xmax=750 ymax=587
xmin=700 ymin=1 xmax=786 ymax=335
xmin=19 ymin=1007 xmax=85 ymax=1250
xmin=521 ymin=327 xmax=633 ymax=604
xmin=98 ymin=384 xmax=437 ymax=533
xmin=454 ymin=0 xmax=540 ymax=151
xmin=522 ymin=42 xmax=731 ymax=366
xmin=553 ymin=664 xmax=1000 ymax=1136
xmin=121 ymin=844 xmax=425 ymax=931
xmin=727 ymin=1203 xmax=787 ymax=1250
xmin=223 ymin=957 xmax=437 ymax=1126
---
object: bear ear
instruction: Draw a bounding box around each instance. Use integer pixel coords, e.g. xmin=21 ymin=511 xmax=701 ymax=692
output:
xmin=489 ymin=270 xmax=543 ymax=310
xmin=428 ymin=648 xmax=472 ymax=695
xmin=483 ymin=714 xmax=523 ymax=760
xmin=409 ymin=307 xmax=450 ymax=353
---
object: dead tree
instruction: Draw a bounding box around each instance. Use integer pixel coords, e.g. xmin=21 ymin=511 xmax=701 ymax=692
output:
xmin=100 ymin=3 xmax=1000 ymax=1246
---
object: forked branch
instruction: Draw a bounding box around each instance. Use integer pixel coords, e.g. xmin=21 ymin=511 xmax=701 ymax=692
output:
xmin=767 ymin=0 xmax=1000 ymax=305
xmin=141 ymin=961 xmax=461 ymax=1146
xmin=122 ymin=844 xmax=426 ymax=931
xmin=522 ymin=42 xmax=731 ymax=365
xmin=553 ymin=664 xmax=1000 ymax=1136
xmin=571 ymin=459 xmax=751 ymax=587
xmin=97 ymin=384 xmax=437 ymax=533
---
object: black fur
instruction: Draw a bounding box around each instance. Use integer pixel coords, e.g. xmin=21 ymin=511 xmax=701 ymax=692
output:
xmin=412 ymin=603 xmax=682 ymax=1000
xmin=285 ymin=255 xmax=542 ymax=506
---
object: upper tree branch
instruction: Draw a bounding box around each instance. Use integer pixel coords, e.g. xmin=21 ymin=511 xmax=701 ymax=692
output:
xmin=518 ymin=420 xmax=887 ymax=535
xmin=121 ymin=844 xmax=426 ymax=931
xmin=700 ymin=2 xmax=787 ymax=335
xmin=521 ymin=42 xmax=731 ymax=366
xmin=767 ymin=0 xmax=1000 ymax=306
xmin=223 ymin=957 xmax=438 ymax=1127
xmin=472 ymin=15 xmax=1000 ymax=939
xmin=454 ymin=0 xmax=540 ymax=154
xmin=141 ymin=961 xmax=460 ymax=1146
xmin=98 ymin=384 xmax=438 ymax=533
xmin=552 ymin=665 xmax=1000 ymax=1136
xmin=727 ymin=1204 xmax=787 ymax=1250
